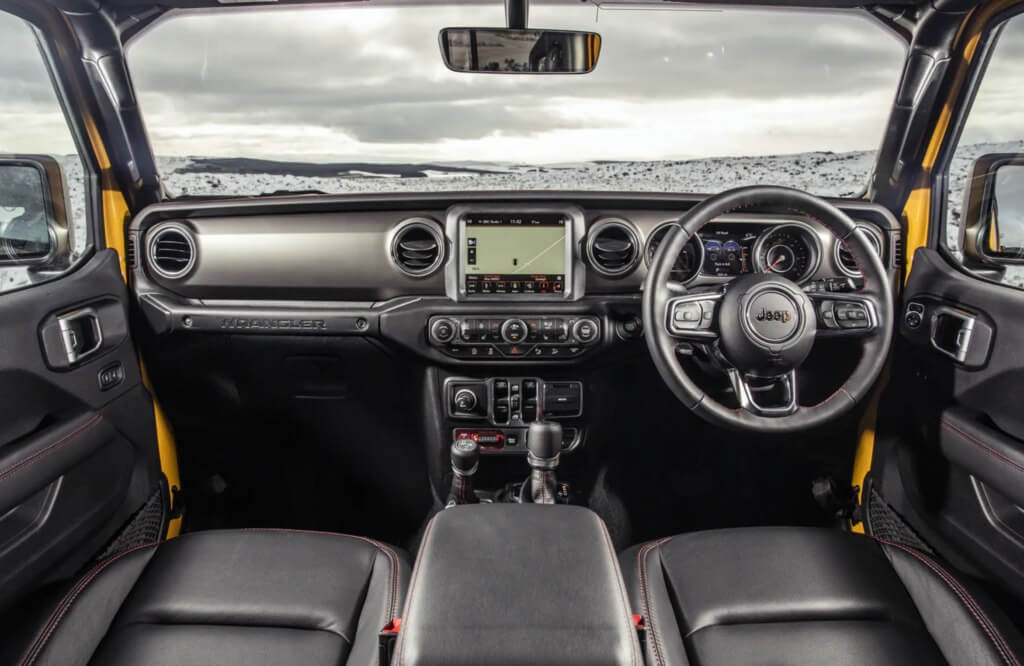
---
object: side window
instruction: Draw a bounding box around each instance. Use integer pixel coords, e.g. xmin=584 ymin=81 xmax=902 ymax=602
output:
xmin=0 ymin=12 xmax=89 ymax=293
xmin=943 ymin=15 xmax=1024 ymax=288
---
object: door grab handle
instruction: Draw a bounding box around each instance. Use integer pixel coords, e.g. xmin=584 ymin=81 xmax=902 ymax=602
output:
xmin=929 ymin=305 xmax=976 ymax=364
xmin=57 ymin=307 xmax=103 ymax=365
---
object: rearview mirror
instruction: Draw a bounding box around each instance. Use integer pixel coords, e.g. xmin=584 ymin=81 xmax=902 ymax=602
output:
xmin=440 ymin=28 xmax=601 ymax=74
xmin=962 ymin=153 xmax=1024 ymax=268
xmin=0 ymin=156 xmax=69 ymax=266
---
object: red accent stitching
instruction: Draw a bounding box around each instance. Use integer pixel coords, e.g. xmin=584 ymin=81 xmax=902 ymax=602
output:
xmin=23 ymin=528 xmax=405 ymax=665
xmin=397 ymin=514 xmax=438 ymax=666
xmin=596 ymin=517 xmax=641 ymax=666
xmin=941 ymin=420 xmax=1024 ymax=477
xmin=0 ymin=415 xmax=103 ymax=483
xmin=20 ymin=541 xmax=158 ymax=666
xmin=638 ymin=538 xmax=672 ymax=666
xmin=872 ymin=537 xmax=1020 ymax=666
xmin=237 ymin=528 xmax=401 ymax=623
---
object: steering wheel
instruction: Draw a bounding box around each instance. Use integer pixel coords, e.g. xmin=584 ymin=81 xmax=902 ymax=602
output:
xmin=643 ymin=185 xmax=894 ymax=432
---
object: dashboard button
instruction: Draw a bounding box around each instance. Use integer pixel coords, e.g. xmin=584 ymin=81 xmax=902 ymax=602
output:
xmin=480 ymin=319 xmax=500 ymax=342
xmin=498 ymin=344 xmax=533 ymax=357
xmin=445 ymin=344 xmax=498 ymax=358
xmin=541 ymin=318 xmax=569 ymax=342
xmin=525 ymin=319 xmax=542 ymax=341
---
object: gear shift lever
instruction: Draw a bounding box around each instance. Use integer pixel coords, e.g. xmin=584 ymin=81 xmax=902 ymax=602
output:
xmin=522 ymin=417 xmax=562 ymax=505
xmin=447 ymin=438 xmax=480 ymax=506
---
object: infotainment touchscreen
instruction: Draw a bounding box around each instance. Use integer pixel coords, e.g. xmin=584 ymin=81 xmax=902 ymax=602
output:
xmin=462 ymin=213 xmax=568 ymax=296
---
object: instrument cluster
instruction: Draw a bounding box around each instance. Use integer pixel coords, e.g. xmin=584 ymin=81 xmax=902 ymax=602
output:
xmin=644 ymin=218 xmax=869 ymax=286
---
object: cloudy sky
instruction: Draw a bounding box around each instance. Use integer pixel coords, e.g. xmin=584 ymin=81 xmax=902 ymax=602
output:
xmin=1 ymin=2 xmax=1022 ymax=166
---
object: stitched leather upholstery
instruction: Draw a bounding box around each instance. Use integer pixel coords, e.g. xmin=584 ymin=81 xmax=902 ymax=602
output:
xmin=396 ymin=504 xmax=642 ymax=666
xmin=621 ymin=527 xmax=1024 ymax=666
xmin=13 ymin=529 xmax=409 ymax=666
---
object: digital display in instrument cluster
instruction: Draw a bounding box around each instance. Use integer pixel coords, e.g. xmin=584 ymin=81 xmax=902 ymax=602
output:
xmin=699 ymin=223 xmax=759 ymax=277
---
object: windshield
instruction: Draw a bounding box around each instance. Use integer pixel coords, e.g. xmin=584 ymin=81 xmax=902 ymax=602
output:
xmin=127 ymin=4 xmax=905 ymax=198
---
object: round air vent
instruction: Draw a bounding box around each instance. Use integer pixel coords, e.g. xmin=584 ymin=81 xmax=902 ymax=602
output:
xmin=586 ymin=218 xmax=641 ymax=277
xmin=835 ymin=227 xmax=883 ymax=278
xmin=390 ymin=218 xmax=445 ymax=277
xmin=147 ymin=223 xmax=196 ymax=279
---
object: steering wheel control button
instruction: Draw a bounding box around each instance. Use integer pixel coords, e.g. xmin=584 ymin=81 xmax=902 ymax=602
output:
xmin=745 ymin=291 xmax=800 ymax=343
xmin=673 ymin=302 xmax=703 ymax=328
xmin=501 ymin=319 xmax=529 ymax=343
xmin=835 ymin=302 xmax=870 ymax=329
xmin=667 ymin=297 xmax=718 ymax=336
xmin=819 ymin=301 xmax=839 ymax=329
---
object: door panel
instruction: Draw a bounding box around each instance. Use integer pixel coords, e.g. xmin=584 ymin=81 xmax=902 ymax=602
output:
xmin=886 ymin=246 xmax=1024 ymax=601
xmin=0 ymin=249 xmax=162 ymax=609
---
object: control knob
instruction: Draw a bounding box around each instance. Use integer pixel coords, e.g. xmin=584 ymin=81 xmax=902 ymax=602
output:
xmin=572 ymin=318 xmax=600 ymax=344
xmin=454 ymin=388 xmax=478 ymax=412
xmin=430 ymin=318 xmax=457 ymax=344
xmin=501 ymin=318 xmax=529 ymax=343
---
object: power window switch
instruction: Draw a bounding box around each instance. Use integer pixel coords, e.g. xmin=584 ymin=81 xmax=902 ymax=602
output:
xmin=98 ymin=362 xmax=125 ymax=391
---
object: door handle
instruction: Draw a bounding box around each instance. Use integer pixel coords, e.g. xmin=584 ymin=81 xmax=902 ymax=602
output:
xmin=57 ymin=307 xmax=103 ymax=365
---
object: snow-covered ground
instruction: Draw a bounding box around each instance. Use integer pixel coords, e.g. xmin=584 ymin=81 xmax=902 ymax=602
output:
xmin=162 ymin=150 xmax=879 ymax=199
xmin=5 ymin=142 xmax=1022 ymax=292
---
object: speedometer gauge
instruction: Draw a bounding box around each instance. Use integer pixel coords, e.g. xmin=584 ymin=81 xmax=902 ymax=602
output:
xmin=754 ymin=224 xmax=820 ymax=284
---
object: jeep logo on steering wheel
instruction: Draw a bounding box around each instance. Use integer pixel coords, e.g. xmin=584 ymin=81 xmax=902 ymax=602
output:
xmin=755 ymin=308 xmax=792 ymax=324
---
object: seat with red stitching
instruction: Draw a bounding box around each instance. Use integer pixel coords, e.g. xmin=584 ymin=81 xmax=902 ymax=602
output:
xmin=11 ymin=528 xmax=409 ymax=666
xmin=620 ymin=526 xmax=1024 ymax=666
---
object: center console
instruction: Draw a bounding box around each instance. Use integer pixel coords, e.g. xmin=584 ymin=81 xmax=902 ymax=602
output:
xmin=443 ymin=377 xmax=584 ymax=455
xmin=393 ymin=504 xmax=641 ymax=666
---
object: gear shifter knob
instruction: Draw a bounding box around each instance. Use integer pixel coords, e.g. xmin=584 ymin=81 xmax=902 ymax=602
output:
xmin=527 ymin=421 xmax=562 ymax=464
xmin=523 ymin=421 xmax=561 ymax=505
xmin=451 ymin=438 xmax=480 ymax=475
xmin=447 ymin=438 xmax=480 ymax=507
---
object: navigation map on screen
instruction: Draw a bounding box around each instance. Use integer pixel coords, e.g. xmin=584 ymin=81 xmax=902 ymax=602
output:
xmin=464 ymin=213 xmax=567 ymax=295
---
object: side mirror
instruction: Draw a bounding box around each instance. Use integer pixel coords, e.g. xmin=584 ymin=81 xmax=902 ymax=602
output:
xmin=961 ymin=153 xmax=1024 ymax=270
xmin=0 ymin=156 xmax=70 ymax=267
xmin=440 ymin=28 xmax=601 ymax=74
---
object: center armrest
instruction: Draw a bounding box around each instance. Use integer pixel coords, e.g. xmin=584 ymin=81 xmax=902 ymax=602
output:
xmin=394 ymin=504 xmax=640 ymax=666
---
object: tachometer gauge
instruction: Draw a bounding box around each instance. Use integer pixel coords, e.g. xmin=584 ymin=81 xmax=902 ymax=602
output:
xmin=646 ymin=222 xmax=704 ymax=284
xmin=754 ymin=224 xmax=820 ymax=284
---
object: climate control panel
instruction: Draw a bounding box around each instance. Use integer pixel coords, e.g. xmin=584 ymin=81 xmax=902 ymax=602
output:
xmin=428 ymin=315 xmax=601 ymax=360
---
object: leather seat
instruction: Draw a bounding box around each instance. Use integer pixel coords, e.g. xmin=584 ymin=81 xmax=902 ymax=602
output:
xmin=621 ymin=527 xmax=1024 ymax=666
xmin=12 ymin=529 xmax=408 ymax=666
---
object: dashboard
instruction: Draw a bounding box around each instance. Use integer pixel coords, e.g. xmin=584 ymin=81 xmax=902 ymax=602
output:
xmin=128 ymin=192 xmax=900 ymax=365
